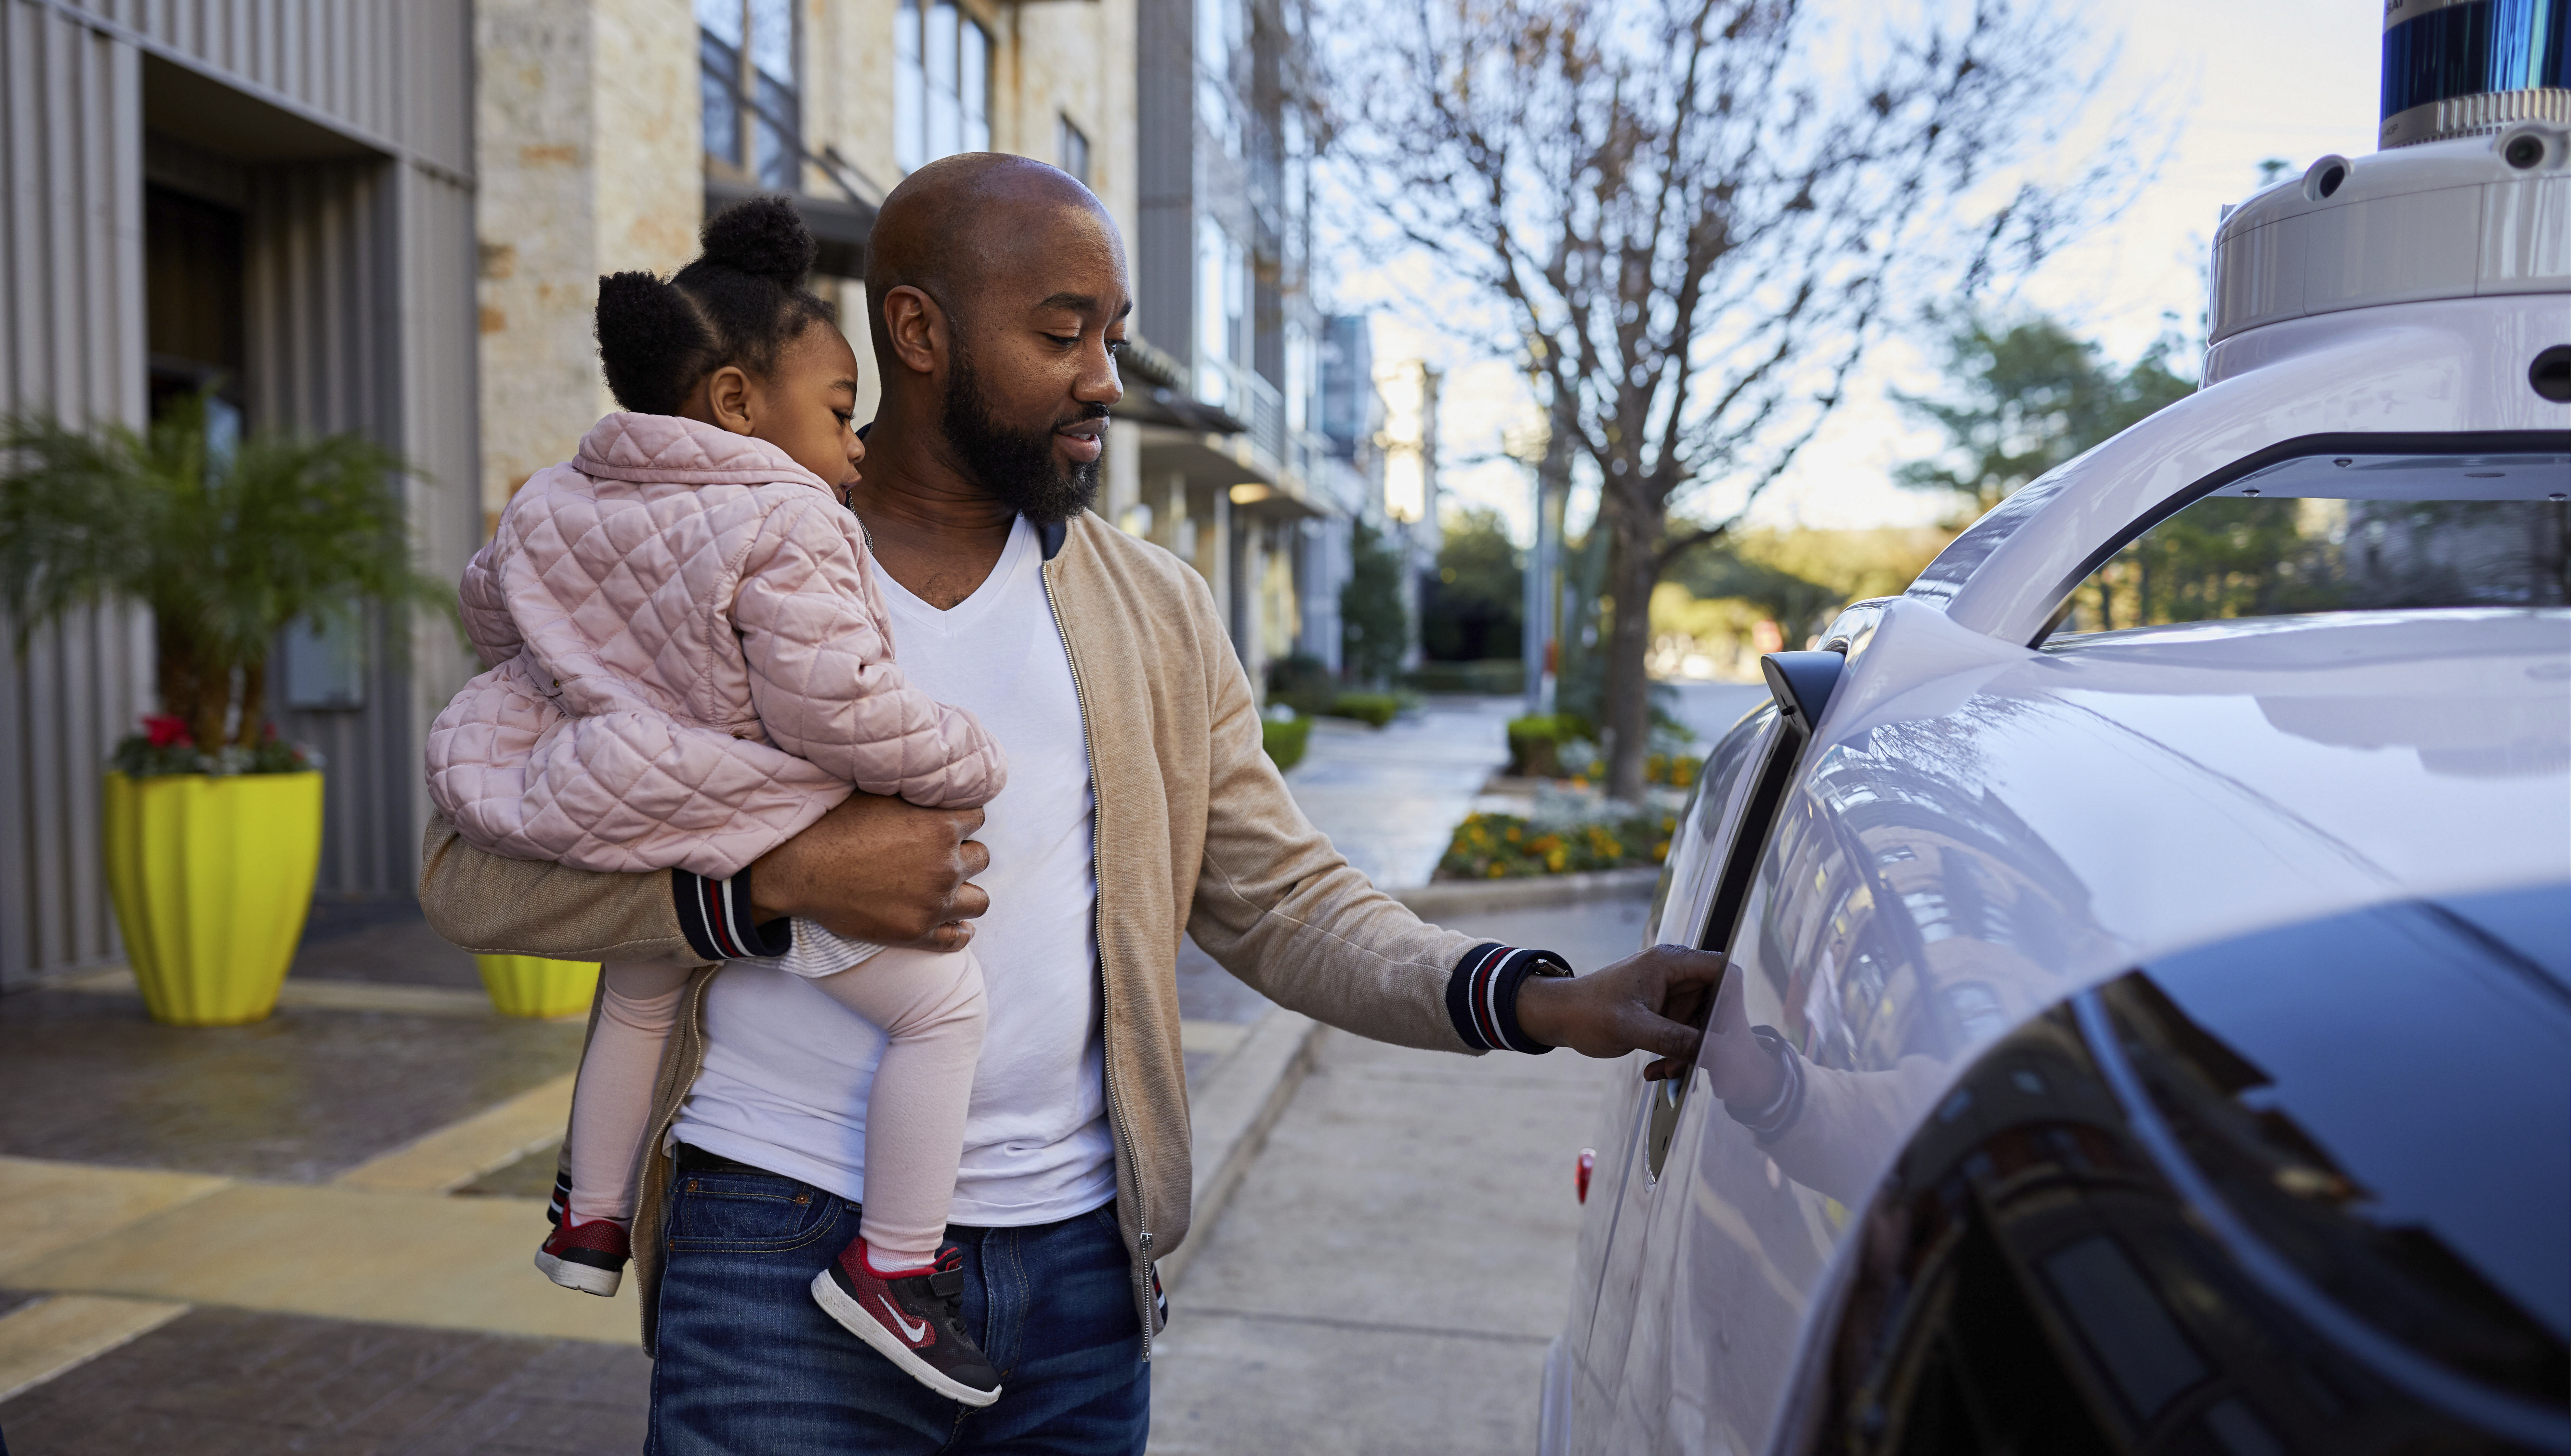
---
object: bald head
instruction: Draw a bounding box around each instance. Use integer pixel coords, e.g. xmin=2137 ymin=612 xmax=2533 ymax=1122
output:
xmin=859 ymin=152 xmax=1129 ymax=524
xmin=865 ymin=153 xmax=1121 ymax=354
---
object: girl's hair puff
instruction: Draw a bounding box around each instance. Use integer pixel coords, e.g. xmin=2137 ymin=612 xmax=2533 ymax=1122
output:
xmin=593 ymin=196 xmax=837 ymax=416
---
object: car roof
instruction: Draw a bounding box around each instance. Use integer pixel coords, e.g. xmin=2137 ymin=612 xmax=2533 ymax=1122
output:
xmin=1812 ymin=601 xmax=2569 ymax=977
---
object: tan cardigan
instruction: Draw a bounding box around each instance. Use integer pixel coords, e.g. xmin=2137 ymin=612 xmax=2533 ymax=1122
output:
xmin=418 ymin=510 xmax=1532 ymax=1353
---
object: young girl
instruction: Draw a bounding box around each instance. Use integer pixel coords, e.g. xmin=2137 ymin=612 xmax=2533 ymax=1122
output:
xmin=426 ymin=199 xmax=1005 ymax=1408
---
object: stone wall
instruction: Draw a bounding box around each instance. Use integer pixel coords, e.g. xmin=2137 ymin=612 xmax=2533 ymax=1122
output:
xmin=474 ymin=0 xmax=701 ymax=532
xmin=476 ymin=0 xmax=1143 ymax=532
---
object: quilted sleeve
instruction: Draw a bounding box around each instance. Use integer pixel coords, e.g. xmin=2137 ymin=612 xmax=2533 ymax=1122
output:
xmin=731 ymin=500 xmax=1007 ymax=810
xmin=457 ymin=534 xmax=522 ymax=670
xmin=425 ymin=654 xmax=856 ymax=880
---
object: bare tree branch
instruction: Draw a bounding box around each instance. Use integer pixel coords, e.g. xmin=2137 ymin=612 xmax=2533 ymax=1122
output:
xmin=1326 ymin=0 xmax=2117 ymax=798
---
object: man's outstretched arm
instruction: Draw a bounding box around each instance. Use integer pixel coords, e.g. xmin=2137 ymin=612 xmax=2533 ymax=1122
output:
xmin=1181 ymin=590 xmax=1720 ymax=1064
xmin=418 ymin=792 xmax=991 ymax=963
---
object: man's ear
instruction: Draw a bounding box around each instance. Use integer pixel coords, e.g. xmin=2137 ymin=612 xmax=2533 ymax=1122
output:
xmin=881 ymin=285 xmax=947 ymax=378
xmin=702 ymin=365 xmax=756 ymax=435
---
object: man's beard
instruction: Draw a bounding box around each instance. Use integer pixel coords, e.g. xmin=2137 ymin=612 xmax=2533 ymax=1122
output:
xmin=939 ymin=343 xmax=1103 ymax=526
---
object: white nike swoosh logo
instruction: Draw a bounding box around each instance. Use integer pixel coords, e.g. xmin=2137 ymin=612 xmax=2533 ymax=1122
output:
xmin=878 ymin=1294 xmax=929 ymax=1343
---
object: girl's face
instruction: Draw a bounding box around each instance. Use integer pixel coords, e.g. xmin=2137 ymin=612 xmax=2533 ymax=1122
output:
xmin=694 ymin=322 xmax=866 ymax=497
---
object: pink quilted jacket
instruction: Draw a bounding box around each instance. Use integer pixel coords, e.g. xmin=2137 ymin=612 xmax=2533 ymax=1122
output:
xmin=424 ymin=413 xmax=1005 ymax=878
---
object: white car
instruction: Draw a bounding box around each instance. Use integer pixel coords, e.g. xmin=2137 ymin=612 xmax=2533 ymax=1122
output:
xmin=1542 ymin=126 xmax=2570 ymax=1455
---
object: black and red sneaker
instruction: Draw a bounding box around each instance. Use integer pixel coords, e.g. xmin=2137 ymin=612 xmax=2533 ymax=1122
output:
xmin=811 ymin=1240 xmax=1002 ymax=1407
xmin=534 ymin=1215 xmax=629 ymax=1297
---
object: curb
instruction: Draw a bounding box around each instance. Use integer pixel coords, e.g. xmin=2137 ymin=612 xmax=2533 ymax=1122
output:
xmin=1392 ymin=865 xmax=1662 ymax=920
xmin=1156 ymin=1006 xmax=1325 ymax=1294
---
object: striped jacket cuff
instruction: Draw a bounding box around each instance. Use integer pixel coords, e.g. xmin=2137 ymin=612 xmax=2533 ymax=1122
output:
xmin=671 ymin=867 xmax=793 ymax=962
xmin=1446 ymin=943 xmax=1570 ymax=1054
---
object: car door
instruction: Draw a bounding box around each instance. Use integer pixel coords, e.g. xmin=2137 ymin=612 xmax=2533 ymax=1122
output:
xmin=1572 ymin=697 xmax=1802 ymax=1445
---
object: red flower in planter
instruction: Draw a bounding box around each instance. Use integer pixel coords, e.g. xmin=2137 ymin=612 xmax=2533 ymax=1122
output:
xmin=142 ymin=715 xmax=192 ymax=748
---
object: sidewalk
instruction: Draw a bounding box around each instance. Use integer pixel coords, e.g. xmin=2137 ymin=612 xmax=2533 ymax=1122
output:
xmin=0 ymin=692 xmax=1631 ymax=1450
xmin=0 ymin=907 xmax=1289 ymax=1452
xmin=1146 ymin=893 xmax=1650 ymax=1456
xmin=1283 ymin=696 xmax=1519 ymax=890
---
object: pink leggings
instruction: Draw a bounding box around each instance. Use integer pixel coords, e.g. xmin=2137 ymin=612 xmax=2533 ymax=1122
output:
xmin=565 ymin=947 xmax=985 ymax=1268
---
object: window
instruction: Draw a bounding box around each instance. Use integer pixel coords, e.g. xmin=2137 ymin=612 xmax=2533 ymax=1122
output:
xmin=1195 ymin=0 xmax=1242 ymax=158
xmin=897 ymin=0 xmax=990 ymax=174
xmin=1645 ymin=699 xmax=1800 ymax=1179
xmin=2045 ymin=447 xmax=2571 ymax=641
xmin=1194 ymin=216 xmax=1247 ymax=407
xmin=1057 ymin=115 xmax=1091 ymax=185
xmin=699 ymin=0 xmax=801 ymax=191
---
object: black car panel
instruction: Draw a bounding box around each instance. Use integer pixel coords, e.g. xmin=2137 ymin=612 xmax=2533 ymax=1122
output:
xmin=1798 ymin=886 xmax=2571 ymax=1455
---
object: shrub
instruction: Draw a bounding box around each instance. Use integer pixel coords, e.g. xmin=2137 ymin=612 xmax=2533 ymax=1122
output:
xmin=1341 ymin=519 xmax=1410 ymax=685
xmin=1504 ymin=713 xmax=1581 ymax=777
xmin=1436 ymin=809 xmax=1678 ymax=880
xmin=1264 ymin=651 xmax=1337 ymax=717
xmin=1326 ymin=692 xmax=1402 ymax=728
xmin=1261 ymin=714 xmax=1312 ymax=772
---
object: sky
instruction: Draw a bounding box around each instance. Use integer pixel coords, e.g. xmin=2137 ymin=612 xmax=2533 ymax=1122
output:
xmin=1349 ymin=0 xmax=2386 ymax=544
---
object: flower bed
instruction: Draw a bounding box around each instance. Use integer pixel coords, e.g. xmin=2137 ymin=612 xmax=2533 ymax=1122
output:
xmin=1437 ymin=808 xmax=1677 ymax=879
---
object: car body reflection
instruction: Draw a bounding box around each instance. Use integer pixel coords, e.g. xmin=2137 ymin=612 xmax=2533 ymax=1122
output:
xmin=1804 ymin=884 xmax=2568 ymax=1454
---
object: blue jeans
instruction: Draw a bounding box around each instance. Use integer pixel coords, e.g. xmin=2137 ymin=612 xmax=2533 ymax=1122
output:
xmin=646 ymin=1161 xmax=1148 ymax=1454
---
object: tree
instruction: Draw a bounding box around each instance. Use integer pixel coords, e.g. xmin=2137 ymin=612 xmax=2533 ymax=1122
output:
xmin=1419 ymin=504 xmax=1524 ymax=661
xmin=1895 ymin=313 xmax=2195 ymax=524
xmin=1336 ymin=0 xmax=2111 ymax=800
xmin=1340 ymin=516 xmax=1411 ymax=685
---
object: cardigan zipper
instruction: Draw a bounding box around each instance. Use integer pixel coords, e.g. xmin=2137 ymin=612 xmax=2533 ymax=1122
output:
xmin=1040 ymin=552 xmax=1155 ymax=1357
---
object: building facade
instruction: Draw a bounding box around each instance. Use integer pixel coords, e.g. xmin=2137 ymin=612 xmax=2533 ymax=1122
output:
xmin=473 ymin=0 xmax=1144 ymax=534
xmin=1127 ymin=0 xmax=1367 ymax=691
xmin=1 ymin=0 xmax=1388 ymax=986
xmin=1 ymin=0 xmax=482 ymax=988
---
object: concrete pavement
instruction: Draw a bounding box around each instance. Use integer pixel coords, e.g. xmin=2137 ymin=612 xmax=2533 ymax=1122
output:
xmin=1283 ymin=697 xmax=1520 ymax=889
xmin=0 ymin=690 xmax=1669 ymax=1450
xmin=1147 ymin=892 xmax=1651 ymax=1455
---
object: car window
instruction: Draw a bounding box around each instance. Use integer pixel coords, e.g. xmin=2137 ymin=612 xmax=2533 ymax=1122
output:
xmin=1650 ymin=701 xmax=1782 ymax=950
xmin=1647 ymin=701 xmax=1803 ymax=1180
xmin=2041 ymin=449 xmax=2569 ymax=644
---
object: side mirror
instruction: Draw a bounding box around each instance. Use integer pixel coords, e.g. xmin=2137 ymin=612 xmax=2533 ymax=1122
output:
xmin=1760 ymin=649 xmax=1846 ymax=730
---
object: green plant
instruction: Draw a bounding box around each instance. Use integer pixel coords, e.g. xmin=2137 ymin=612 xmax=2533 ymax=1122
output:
xmin=1326 ymin=692 xmax=1402 ymax=728
xmin=1419 ymin=504 xmax=1522 ymax=662
xmin=1436 ymin=809 xmax=1677 ymax=880
xmin=1894 ymin=312 xmax=2196 ymax=525
xmin=1264 ymin=650 xmax=1339 ymax=718
xmin=1340 ymin=517 xmax=1410 ymax=686
xmin=1 ymin=393 xmax=451 ymax=773
xmin=1261 ymin=714 xmax=1312 ymax=772
xmin=1504 ymin=713 xmax=1580 ymax=777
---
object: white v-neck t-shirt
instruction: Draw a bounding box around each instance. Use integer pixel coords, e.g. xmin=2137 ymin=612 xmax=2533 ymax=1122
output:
xmin=671 ymin=516 xmax=1116 ymax=1225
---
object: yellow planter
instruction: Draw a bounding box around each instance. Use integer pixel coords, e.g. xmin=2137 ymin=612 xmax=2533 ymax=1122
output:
xmin=101 ymin=770 xmax=325 ymax=1026
xmin=475 ymin=954 xmax=601 ymax=1019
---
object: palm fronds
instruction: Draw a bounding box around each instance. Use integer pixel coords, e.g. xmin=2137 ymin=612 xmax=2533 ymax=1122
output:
xmin=0 ymin=392 xmax=452 ymax=760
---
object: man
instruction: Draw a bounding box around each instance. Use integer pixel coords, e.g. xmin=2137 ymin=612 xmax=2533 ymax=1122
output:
xmin=421 ymin=153 xmax=1721 ymax=1452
